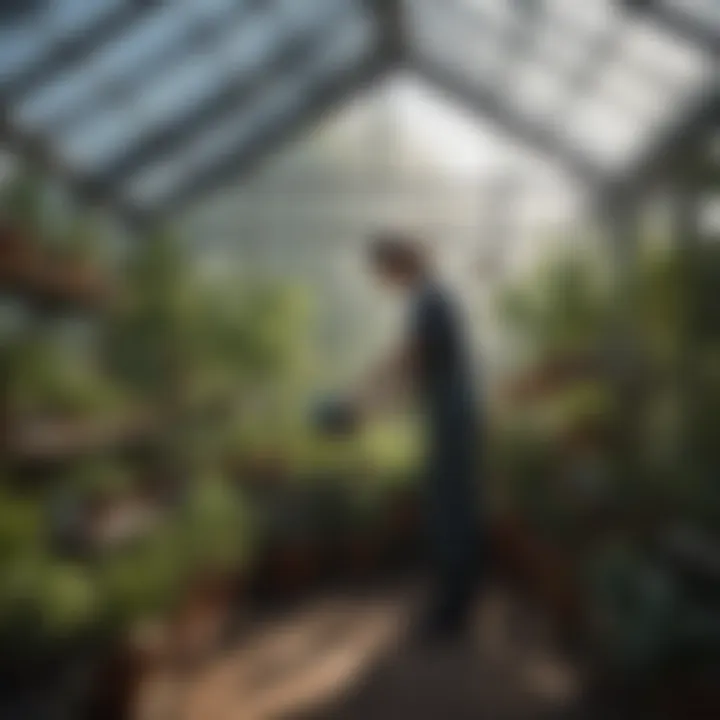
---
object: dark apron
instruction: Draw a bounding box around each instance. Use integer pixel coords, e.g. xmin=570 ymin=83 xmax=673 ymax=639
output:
xmin=423 ymin=378 xmax=480 ymax=594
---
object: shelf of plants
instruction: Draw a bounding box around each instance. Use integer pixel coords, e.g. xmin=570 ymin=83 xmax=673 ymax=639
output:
xmin=0 ymin=168 xmax=425 ymax=718
xmin=492 ymin=178 xmax=720 ymax=698
xmin=0 ymin=171 xmax=253 ymax=718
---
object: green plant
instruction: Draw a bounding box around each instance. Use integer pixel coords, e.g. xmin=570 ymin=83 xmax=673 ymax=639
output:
xmin=498 ymin=251 xmax=610 ymax=364
xmin=8 ymin=335 xmax=125 ymax=417
xmin=97 ymin=523 xmax=184 ymax=630
xmin=588 ymin=542 xmax=679 ymax=672
xmin=0 ymin=554 xmax=99 ymax=647
xmin=64 ymin=461 xmax=135 ymax=505
xmin=45 ymin=215 xmax=103 ymax=268
xmin=0 ymin=488 xmax=43 ymax=562
xmin=0 ymin=169 xmax=44 ymax=230
xmin=179 ymin=474 xmax=253 ymax=575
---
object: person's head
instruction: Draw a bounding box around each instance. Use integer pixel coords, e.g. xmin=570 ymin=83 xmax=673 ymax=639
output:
xmin=368 ymin=230 xmax=429 ymax=289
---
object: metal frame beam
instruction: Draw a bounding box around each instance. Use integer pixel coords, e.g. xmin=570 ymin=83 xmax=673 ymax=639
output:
xmin=411 ymin=49 xmax=607 ymax=189
xmin=149 ymin=49 xmax=391 ymax=219
xmin=93 ymin=1 xmax=356 ymax=193
xmin=604 ymin=78 xmax=720 ymax=207
xmin=1 ymin=0 xmax=157 ymax=104
xmin=0 ymin=107 xmax=138 ymax=226
xmin=634 ymin=1 xmax=720 ymax=55
xmin=363 ymin=0 xmax=404 ymax=61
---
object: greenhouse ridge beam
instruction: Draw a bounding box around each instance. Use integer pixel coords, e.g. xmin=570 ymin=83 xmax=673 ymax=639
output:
xmin=364 ymin=0 xmax=404 ymax=61
xmin=1 ymin=1 xmax=157 ymax=103
xmin=412 ymin=51 xmax=606 ymax=189
xmin=93 ymin=1 xmax=357 ymax=192
xmin=150 ymin=50 xmax=391 ymax=218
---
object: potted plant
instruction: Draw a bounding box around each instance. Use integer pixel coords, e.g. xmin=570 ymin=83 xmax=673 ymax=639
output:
xmin=171 ymin=474 xmax=251 ymax=664
xmin=45 ymin=217 xmax=106 ymax=305
xmin=0 ymin=170 xmax=43 ymax=287
xmin=254 ymin=484 xmax=322 ymax=599
xmin=343 ymin=489 xmax=389 ymax=579
xmin=88 ymin=521 xmax=186 ymax=716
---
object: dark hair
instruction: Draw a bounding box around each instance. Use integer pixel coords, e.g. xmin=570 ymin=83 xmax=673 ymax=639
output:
xmin=368 ymin=230 xmax=426 ymax=276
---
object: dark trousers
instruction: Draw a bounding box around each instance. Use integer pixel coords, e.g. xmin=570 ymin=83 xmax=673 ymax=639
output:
xmin=423 ymin=397 xmax=481 ymax=630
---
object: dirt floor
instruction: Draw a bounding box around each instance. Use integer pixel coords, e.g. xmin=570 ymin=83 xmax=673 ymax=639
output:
xmin=135 ymin=583 xmax=621 ymax=720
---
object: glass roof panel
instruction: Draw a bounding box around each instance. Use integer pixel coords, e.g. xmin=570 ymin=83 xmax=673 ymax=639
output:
xmin=592 ymin=50 xmax=683 ymax=121
xmin=533 ymin=21 xmax=606 ymax=73
xmin=543 ymin=0 xmax=621 ymax=33
xmin=53 ymin=0 xmax=358 ymax=173
xmin=45 ymin=0 xmax=122 ymax=37
xmin=409 ymin=0 xmax=504 ymax=81
xmin=451 ymin=0 xmax=517 ymax=29
xmin=0 ymin=0 xmax=121 ymax=84
xmin=562 ymin=96 xmax=651 ymax=172
xmin=661 ymin=0 xmax=720 ymax=31
xmin=124 ymin=4 xmax=374 ymax=207
xmin=505 ymin=64 xmax=567 ymax=122
xmin=0 ymin=0 xmax=717 ymax=213
xmin=15 ymin=2 xmax=193 ymax=130
xmin=56 ymin=41 xmax=228 ymax=169
xmin=623 ymin=13 xmax=714 ymax=86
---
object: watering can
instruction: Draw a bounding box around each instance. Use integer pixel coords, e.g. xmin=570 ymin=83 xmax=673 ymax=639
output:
xmin=311 ymin=395 xmax=361 ymax=438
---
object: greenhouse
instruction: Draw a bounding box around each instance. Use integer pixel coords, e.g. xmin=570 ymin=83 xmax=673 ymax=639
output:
xmin=0 ymin=1 xmax=718 ymax=718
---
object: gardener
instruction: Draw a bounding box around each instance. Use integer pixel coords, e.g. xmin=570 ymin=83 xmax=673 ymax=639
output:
xmin=354 ymin=230 xmax=482 ymax=641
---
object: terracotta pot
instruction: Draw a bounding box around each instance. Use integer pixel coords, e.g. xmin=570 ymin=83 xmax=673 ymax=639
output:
xmin=346 ymin=533 xmax=384 ymax=578
xmin=490 ymin=515 xmax=529 ymax=575
xmin=527 ymin=537 xmax=583 ymax=633
xmin=266 ymin=542 xmax=319 ymax=597
xmin=387 ymin=491 xmax=420 ymax=543
xmin=171 ymin=574 xmax=234 ymax=666
xmin=0 ymin=226 xmax=39 ymax=286
xmin=86 ymin=627 xmax=166 ymax=720
xmin=40 ymin=261 xmax=104 ymax=307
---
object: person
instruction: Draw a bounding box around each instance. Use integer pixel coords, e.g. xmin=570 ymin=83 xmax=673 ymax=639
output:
xmin=353 ymin=230 xmax=482 ymax=641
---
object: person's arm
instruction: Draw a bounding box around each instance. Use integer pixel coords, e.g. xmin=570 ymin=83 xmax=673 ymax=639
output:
xmin=352 ymin=340 xmax=418 ymax=417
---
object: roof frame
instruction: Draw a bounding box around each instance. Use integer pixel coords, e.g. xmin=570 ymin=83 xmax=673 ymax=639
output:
xmin=0 ymin=104 xmax=138 ymax=221
xmin=93 ymin=0 xmax=356 ymax=195
xmin=634 ymin=0 xmax=720 ymax=55
xmin=47 ymin=1 xmax=265 ymax=139
xmin=411 ymin=50 xmax=606 ymax=189
xmin=604 ymin=78 xmax=720 ymax=208
xmin=442 ymin=0 xmax=683 ymax=103
xmin=603 ymin=0 xmax=720 ymax=205
xmin=151 ymin=42 xmax=391 ymax=219
xmin=146 ymin=0 xmax=608 ymax=218
xmin=1 ymin=0 xmax=158 ymax=104
xmin=496 ymin=0 xmax=545 ymax=88
xmin=0 ymin=0 xmax=717 ymax=228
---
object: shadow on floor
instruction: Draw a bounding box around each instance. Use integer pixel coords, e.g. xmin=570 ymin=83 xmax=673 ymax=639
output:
xmin=283 ymin=591 xmax=611 ymax=720
xmin=170 ymin=584 xmax=644 ymax=720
